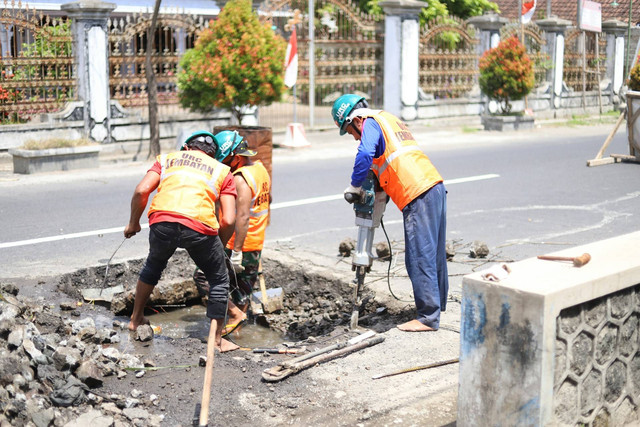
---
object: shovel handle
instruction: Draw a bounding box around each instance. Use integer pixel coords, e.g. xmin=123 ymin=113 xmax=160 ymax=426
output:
xmin=258 ymin=259 xmax=269 ymax=303
xmin=199 ymin=318 xmax=217 ymax=426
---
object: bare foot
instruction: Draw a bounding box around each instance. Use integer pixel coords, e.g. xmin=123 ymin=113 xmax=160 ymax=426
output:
xmin=397 ymin=319 xmax=437 ymax=332
xmin=128 ymin=316 xmax=150 ymax=331
xmin=216 ymin=338 xmax=240 ymax=353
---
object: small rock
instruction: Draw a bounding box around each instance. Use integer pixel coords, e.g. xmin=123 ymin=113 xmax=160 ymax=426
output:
xmin=62 ymin=409 xmax=113 ymax=427
xmin=375 ymin=241 xmax=390 ymax=260
xmin=135 ymin=325 xmax=153 ymax=342
xmin=445 ymin=241 xmax=455 ymax=260
xmin=71 ymin=318 xmax=95 ymax=335
xmin=52 ymin=347 xmax=81 ymax=371
xmin=59 ymin=302 xmax=75 ymax=311
xmin=76 ymin=360 xmax=103 ymax=388
xmin=470 ymin=240 xmax=490 ymax=258
xmin=338 ymin=238 xmax=356 ymax=257
xmin=0 ymin=283 xmax=19 ymax=296
xmin=131 ymin=389 xmax=142 ymax=398
xmin=135 ymin=370 xmax=145 ymax=378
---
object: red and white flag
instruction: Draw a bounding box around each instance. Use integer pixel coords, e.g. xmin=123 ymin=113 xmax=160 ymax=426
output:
xmin=284 ymin=28 xmax=298 ymax=88
xmin=521 ymin=0 xmax=536 ymax=24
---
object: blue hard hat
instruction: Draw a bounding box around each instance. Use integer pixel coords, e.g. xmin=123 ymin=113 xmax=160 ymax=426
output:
xmin=181 ymin=130 xmax=216 ymax=151
xmin=331 ymin=94 xmax=366 ymax=135
xmin=214 ymin=131 xmax=257 ymax=162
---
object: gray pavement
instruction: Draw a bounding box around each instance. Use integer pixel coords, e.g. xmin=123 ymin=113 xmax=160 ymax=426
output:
xmin=0 ymin=114 xmax=630 ymax=426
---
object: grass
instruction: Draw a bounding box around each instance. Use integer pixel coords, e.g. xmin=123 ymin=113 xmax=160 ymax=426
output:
xmin=461 ymin=125 xmax=479 ymax=133
xmin=21 ymin=137 xmax=94 ymax=150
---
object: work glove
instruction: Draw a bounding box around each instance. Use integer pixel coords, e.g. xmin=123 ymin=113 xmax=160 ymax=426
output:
xmin=230 ymin=250 xmax=244 ymax=273
xmin=343 ymin=185 xmax=364 ymax=204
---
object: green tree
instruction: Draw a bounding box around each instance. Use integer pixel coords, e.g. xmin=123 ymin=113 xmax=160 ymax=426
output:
xmin=178 ymin=0 xmax=286 ymax=124
xmin=478 ymin=36 xmax=534 ymax=114
xmin=358 ymin=0 xmax=498 ymax=24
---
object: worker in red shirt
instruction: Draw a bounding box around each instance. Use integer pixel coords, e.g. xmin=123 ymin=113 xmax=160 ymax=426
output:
xmin=124 ymin=131 xmax=239 ymax=352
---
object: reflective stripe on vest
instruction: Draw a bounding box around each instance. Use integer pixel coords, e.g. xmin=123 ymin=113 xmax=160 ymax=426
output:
xmin=148 ymin=150 xmax=230 ymax=230
xmin=226 ymin=161 xmax=271 ymax=252
xmin=366 ymin=111 xmax=443 ymax=210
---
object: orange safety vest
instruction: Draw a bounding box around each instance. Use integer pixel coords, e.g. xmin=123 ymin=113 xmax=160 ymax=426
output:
xmin=148 ymin=150 xmax=230 ymax=231
xmin=365 ymin=111 xmax=443 ymax=210
xmin=226 ymin=160 xmax=271 ymax=252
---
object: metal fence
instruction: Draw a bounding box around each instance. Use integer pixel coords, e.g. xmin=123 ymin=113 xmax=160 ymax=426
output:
xmin=419 ymin=16 xmax=479 ymax=100
xmin=0 ymin=1 xmax=75 ymax=124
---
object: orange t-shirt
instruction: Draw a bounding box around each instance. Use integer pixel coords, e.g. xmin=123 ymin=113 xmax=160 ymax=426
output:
xmin=147 ymin=161 xmax=237 ymax=235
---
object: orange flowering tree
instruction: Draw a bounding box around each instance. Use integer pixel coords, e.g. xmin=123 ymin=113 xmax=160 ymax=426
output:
xmin=178 ymin=0 xmax=287 ymax=124
xmin=478 ymin=35 xmax=534 ymax=114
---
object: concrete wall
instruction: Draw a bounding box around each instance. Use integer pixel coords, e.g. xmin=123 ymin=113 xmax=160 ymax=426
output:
xmin=458 ymin=231 xmax=640 ymax=426
xmin=554 ymin=284 xmax=640 ymax=425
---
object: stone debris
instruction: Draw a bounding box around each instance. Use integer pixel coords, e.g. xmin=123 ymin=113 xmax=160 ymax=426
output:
xmin=0 ymin=283 xmax=163 ymax=427
xmin=374 ymin=241 xmax=390 ymax=260
xmin=135 ymin=324 xmax=154 ymax=342
xmin=338 ymin=238 xmax=355 ymax=257
xmin=469 ymin=240 xmax=490 ymax=259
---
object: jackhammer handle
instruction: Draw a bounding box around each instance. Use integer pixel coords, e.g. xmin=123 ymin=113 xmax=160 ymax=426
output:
xmin=344 ymin=192 xmax=360 ymax=204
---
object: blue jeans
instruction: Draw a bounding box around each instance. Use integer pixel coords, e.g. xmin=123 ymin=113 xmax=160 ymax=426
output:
xmin=402 ymin=182 xmax=448 ymax=329
xmin=139 ymin=222 xmax=229 ymax=319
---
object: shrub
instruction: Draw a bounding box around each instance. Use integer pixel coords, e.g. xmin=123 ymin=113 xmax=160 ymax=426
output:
xmin=478 ymin=35 xmax=534 ymax=114
xmin=178 ymin=0 xmax=287 ymax=124
xmin=628 ymin=60 xmax=640 ymax=91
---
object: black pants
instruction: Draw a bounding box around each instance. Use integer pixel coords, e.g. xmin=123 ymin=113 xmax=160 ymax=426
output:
xmin=139 ymin=222 xmax=228 ymax=319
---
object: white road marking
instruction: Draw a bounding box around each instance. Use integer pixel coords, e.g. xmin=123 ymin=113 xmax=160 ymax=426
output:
xmin=270 ymin=174 xmax=500 ymax=210
xmin=0 ymin=174 xmax=499 ymax=249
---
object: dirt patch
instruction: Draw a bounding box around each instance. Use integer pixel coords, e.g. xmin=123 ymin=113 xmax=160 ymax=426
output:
xmin=2 ymin=250 xmax=460 ymax=426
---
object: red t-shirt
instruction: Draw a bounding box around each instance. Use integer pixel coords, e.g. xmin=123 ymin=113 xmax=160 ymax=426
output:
xmin=147 ymin=161 xmax=237 ymax=235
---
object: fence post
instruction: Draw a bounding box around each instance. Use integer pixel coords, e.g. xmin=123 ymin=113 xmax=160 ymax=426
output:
xmin=602 ymin=20 xmax=628 ymax=106
xmin=468 ymin=12 xmax=508 ymax=55
xmin=379 ymin=0 xmax=424 ymax=121
xmin=537 ymin=17 xmax=571 ymax=111
xmin=61 ymin=0 xmax=116 ymax=143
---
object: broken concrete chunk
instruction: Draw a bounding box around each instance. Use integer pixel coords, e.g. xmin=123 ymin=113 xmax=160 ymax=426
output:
xmin=52 ymin=347 xmax=81 ymax=372
xmin=445 ymin=241 xmax=455 ymax=260
xmin=338 ymin=238 xmax=355 ymax=257
xmin=135 ymin=325 xmax=154 ymax=342
xmin=469 ymin=240 xmax=490 ymax=259
xmin=71 ymin=318 xmax=95 ymax=335
xmin=75 ymin=360 xmax=103 ymax=388
xmin=375 ymin=241 xmax=390 ymax=260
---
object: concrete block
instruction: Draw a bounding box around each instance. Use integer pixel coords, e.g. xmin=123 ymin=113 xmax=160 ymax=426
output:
xmin=9 ymin=146 xmax=101 ymax=174
xmin=458 ymin=231 xmax=640 ymax=426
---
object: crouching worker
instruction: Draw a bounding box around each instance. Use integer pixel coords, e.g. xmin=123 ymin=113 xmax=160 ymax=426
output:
xmin=194 ymin=131 xmax=271 ymax=336
xmin=124 ymin=130 xmax=240 ymax=352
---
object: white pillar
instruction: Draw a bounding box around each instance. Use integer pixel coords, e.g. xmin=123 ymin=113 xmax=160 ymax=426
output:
xmin=61 ymin=0 xmax=116 ymax=143
xmin=380 ymin=0 xmax=424 ymax=121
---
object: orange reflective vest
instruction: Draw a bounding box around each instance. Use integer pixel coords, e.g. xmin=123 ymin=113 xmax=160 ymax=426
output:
xmin=365 ymin=111 xmax=443 ymax=210
xmin=148 ymin=150 xmax=230 ymax=231
xmin=226 ymin=160 xmax=271 ymax=252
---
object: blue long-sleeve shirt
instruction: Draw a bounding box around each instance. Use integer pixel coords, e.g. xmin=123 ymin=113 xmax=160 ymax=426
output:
xmin=351 ymin=118 xmax=386 ymax=187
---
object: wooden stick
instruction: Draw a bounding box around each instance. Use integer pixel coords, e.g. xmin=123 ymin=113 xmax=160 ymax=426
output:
xmin=587 ymin=112 xmax=625 ymax=166
xmin=199 ymin=318 xmax=217 ymax=427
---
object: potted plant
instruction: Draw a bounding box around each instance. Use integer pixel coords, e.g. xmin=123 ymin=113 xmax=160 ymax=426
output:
xmin=9 ymin=138 xmax=100 ymax=174
xmin=479 ymin=35 xmax=535 ymax=131
xmin=177 ymin=0 xmax=287 ymax=177
xmin=626 ymin=60 xmax=640 ymax=157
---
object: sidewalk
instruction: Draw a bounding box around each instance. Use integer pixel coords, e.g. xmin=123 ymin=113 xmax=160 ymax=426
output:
xmin=0 ymin=114 xmax=622 ymax=183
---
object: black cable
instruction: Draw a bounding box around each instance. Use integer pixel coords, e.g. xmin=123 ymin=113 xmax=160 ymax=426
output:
xmin=380 ymin=217 xmax=413 ymax=303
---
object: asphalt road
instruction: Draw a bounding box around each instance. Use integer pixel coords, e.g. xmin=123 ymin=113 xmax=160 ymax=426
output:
xmin=1 ymin=121 xmax=638 ymax=283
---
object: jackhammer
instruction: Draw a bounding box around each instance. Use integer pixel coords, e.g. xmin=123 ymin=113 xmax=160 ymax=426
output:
xmin=344 ymin=170 xmax=388 ymax=329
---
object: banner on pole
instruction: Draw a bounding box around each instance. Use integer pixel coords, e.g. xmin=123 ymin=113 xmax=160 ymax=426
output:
xmin=521 ymin=0 xmax=536 ymax=24
xmin=579 ymin=0 xmax=602 ymax=33
xmin=284 ymin=28 xmax=298 ymax=88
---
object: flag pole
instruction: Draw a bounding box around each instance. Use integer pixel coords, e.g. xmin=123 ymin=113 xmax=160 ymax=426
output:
xmin=293 ymin=84 xmax=297 ymax=123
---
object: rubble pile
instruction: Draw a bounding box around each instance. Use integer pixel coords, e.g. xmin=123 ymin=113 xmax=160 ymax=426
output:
xmin=0 ymin=284 xmax=164 ymax=427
